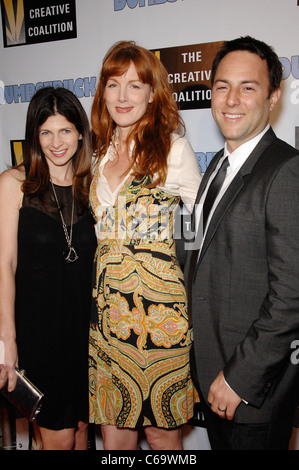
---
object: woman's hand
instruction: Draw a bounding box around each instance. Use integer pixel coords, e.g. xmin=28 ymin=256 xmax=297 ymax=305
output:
xmin=0 ymin=337 xmax=18 ymax=391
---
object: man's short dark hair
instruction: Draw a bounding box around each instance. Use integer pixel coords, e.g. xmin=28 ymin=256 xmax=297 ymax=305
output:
xmin=211 ymin=36 xmax=283 ymax=97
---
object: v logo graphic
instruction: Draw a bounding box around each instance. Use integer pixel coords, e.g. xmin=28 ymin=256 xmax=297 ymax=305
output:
xmin=3 ymin=0 xmax=25 ymax=45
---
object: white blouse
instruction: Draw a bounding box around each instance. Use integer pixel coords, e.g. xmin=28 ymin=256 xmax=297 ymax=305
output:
xmin=96 ymin=133 xmax=201 ymax=213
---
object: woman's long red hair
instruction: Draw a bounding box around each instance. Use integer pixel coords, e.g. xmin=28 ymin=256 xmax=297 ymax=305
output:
xmin=91 ymin=41 xmax=184 ymax=186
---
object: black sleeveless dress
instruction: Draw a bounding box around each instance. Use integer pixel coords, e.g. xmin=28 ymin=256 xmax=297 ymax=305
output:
xmin=15 ymin=184 xmax=97 ymax=430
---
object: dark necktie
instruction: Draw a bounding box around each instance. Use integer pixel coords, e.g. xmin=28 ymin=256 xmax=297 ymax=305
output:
xmin=187 ymin=156 xmax=229 ymax=325
xmin=202 ymin=156 xmax=229 ymax=231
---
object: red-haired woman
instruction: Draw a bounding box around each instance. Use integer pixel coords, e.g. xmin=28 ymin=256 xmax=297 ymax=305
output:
xmin=89 ymin=41 xmax=201 ymax=450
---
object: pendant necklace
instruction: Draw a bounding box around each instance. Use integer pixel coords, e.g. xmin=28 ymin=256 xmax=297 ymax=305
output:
xmin=50 ymin=179 xmax=79 ymax=263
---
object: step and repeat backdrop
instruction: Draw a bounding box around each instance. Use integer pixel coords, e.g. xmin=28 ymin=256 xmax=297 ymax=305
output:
xmin=0 ymin=0 xmax=299 ymax=450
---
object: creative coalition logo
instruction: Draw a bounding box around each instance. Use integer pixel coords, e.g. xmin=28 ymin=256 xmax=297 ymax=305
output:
xmin=0 ymin=0 xmax=77 ymax=47
xmin=152 ymin=41 xmax=223 ymax=110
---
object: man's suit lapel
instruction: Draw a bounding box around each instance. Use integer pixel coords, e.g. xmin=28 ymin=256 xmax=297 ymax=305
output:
xmin=198 ymin=171 xmax=244 ymax=264
xmin=195 ymin=127 xmax=277 ymax=270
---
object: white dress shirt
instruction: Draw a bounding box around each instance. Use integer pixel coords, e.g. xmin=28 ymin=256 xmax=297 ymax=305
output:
xmin=195 ymin=125 xmax=270 ymax=246
xmin=94 ymin=133 xmax=201 ymax=240
xmin=96 ymin=133 xmax=201 ymax=210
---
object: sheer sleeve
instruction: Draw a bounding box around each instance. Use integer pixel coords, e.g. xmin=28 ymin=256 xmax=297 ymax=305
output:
xmin=158 ymin=134 xmax=202 ymax=212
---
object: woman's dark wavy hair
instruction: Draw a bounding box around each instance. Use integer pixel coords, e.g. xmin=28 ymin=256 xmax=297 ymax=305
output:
xmin=91 ymin=40 xmax=184 ymax=186
xmin=211 ymin=36 xmax=283 ymax=98
xmin=20 ymin=86 xmax=92 ymax=210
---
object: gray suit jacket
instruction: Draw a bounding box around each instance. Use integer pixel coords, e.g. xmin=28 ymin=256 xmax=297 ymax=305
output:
xmin=185 ymin=127 xmax=299 ymax=423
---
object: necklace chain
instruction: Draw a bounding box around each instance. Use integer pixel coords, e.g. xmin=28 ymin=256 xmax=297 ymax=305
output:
xmin=50 ymin=179 xmax=79 ymax=263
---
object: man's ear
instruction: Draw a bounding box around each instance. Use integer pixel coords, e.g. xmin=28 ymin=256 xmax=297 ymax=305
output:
xmin=269 ymin=87 xmax=281 ymax=112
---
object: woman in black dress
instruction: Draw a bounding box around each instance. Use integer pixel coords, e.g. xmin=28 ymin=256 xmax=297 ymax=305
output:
xmin=0 ymin=87 xmax=96 ymax=449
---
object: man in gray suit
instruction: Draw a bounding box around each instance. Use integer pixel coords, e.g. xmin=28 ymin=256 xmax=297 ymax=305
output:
xmin=185 ymin=36 xmax=299 ymax=450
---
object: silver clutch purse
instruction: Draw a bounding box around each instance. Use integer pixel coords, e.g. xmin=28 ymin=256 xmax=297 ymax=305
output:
xmin=0 ymin=369 xmax=44 ymax=421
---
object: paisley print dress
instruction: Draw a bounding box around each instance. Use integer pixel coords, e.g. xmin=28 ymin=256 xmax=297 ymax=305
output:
xmin=89 ymin=135 xmax=201 ymax=429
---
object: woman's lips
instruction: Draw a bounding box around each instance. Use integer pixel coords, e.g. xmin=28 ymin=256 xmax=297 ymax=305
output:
xmin=51 ymin=149 xmax=67 ymax=157
xmin=115 ymin=107 xmax=133 ymax=113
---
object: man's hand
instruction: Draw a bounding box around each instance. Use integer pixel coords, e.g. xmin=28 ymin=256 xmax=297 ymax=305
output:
xmin=208 ymin=371 xmax=242 ymax=420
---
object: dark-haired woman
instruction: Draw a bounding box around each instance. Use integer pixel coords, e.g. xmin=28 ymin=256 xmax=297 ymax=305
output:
xmin=89 ymin=41 xmax=201 ymax=450
xmin=0 ymin=87 xmax=96 ymax=449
